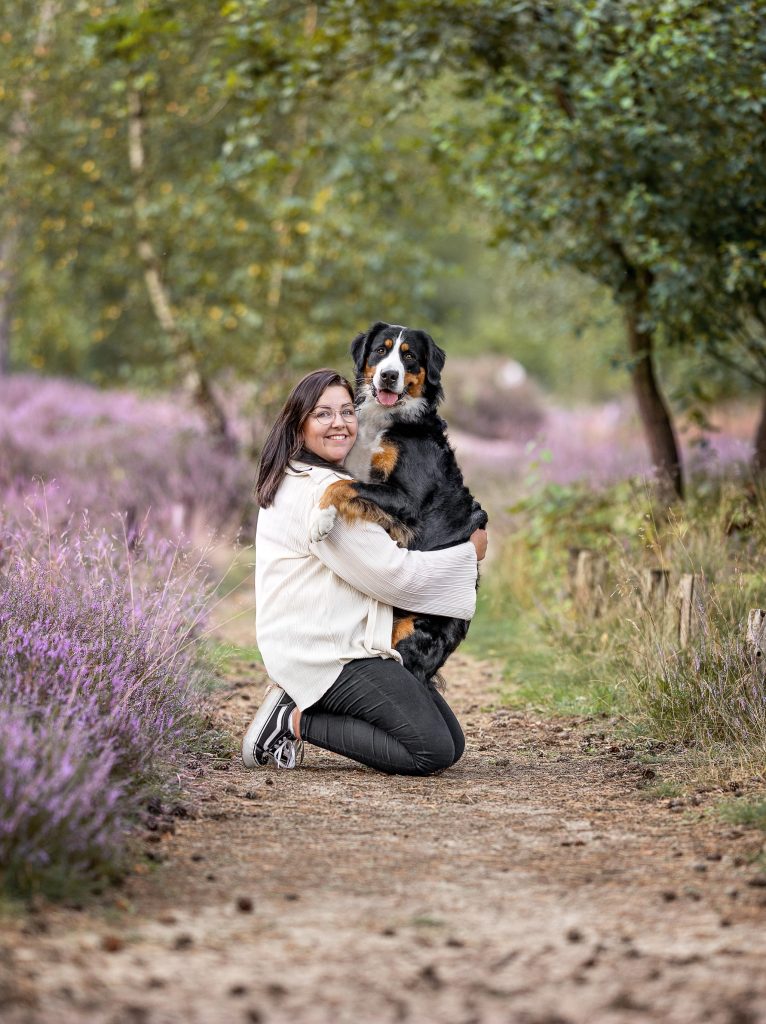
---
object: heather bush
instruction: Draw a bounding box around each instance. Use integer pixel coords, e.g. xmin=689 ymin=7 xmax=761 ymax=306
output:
xmin=0 ymin=374 xmax=245 ymax=896
xmin=0 ymin=374 xmax=254 ymax=537
xmin=0 ymin=505 xmax=216 ymax=896
xmin=447 ymin=395 xmax=755 ymax=490
xmin=0 ymin=713 xmax=125 ymax=894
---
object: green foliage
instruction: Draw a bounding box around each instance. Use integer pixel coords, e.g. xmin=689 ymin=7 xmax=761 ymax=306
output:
xmin=2 ymin=0 xmax=764 ymax=421
xmin=344 ymin=0 xmax=766 ymax=407
xmin=436 ymin=241 xmax=626 ymax=401
xmin=508 ymin=479 xmax=656 ymax=560
xmin=444 ymin=1 xmax=766 ymax=354
xmin=477 ymin=473 xmax=766 ymax=770
xmin=1 ymin=2 xmax=472 ymax=393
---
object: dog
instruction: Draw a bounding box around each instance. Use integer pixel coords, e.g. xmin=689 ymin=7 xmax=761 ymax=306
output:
xmin=310 ymin=321 xmax=488 ymax=685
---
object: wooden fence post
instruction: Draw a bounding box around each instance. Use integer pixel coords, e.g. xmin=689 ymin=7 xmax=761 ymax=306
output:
xmin=568 ymin=547 xmax=586 ymax=588
xmin=676 ymin=573 xmax=696 ymax=649
xmin=747 ymin=609 xmax=766 ymax=658
xmin=573 ymin=549 xmax=608 ymax=619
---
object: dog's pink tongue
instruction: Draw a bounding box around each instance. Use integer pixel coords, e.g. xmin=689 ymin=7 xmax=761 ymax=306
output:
xmin=377 ymin=390 xmax=399 ymax=407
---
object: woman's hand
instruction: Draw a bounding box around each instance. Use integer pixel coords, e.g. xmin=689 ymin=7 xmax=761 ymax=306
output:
xmin=470 ymin=528 xmax=488 ymax=561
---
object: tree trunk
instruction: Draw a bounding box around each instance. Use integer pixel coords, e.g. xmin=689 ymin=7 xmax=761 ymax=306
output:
xmin=625 ymin=284 xmax=684 ymax=504
xmin=0 ymin=1 xmax=60 ymax=376
xmin=0 ymin=229 xmax=19 ymax=374
xmin=126 ymin=88 xmax=235 ymax=451
xmin=262 ymin=3 xmax=317 ymax=356
xmin=752 ymin=390 xmax=766 ymax=474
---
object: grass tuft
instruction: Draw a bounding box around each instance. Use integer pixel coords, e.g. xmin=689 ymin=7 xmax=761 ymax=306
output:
xmin=473 ymin=472 xmax=766 ymax=777
xmin=719 ymin=799 xmax=766 ymax=832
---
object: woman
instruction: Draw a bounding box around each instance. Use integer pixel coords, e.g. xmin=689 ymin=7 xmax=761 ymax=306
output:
xmin=243 ymin=368 xmax=487 ymax=775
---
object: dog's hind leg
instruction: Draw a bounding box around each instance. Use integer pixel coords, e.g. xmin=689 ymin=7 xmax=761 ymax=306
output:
xmin=395 ymin=616 xmax=469 ymax=686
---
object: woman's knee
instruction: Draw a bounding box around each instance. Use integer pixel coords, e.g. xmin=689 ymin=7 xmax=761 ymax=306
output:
xmin=450 ymin=726 xmax=465 ymax=766
xmin=411 ymin=728 xmax=457 ymax=776
xmin=425 ymin=684 xmax=464 ymax=767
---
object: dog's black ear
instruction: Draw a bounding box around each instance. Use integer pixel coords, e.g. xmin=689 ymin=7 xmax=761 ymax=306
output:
xmin=423 ymin=332 xmax=446 ymax=386
xmin=350 ymin=321 xmax=389 ymax=369
xmin=350 ymin=332 xmax=368 ymax=370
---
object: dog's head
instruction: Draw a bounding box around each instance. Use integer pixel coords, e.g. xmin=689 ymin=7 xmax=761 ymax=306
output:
xmin=350 ymin=321 xmax=446 ymax=416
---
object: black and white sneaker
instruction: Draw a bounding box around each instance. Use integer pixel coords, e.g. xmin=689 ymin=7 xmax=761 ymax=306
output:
xmin=242 ymin=685 xmax=303 ymax=769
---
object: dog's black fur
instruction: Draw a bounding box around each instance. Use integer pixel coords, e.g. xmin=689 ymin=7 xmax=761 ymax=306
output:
xmin=322 ymin=321 xmax=488 ymax=685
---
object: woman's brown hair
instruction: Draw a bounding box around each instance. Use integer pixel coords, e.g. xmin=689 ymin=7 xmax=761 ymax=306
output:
xmin=254 ymin=368 xmax=354 ymax=508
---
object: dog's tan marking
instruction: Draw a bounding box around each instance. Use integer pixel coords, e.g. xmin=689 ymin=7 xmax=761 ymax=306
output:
xmin=392 ymin=614 xmax=416 ymax=648
xmin=400 ymin=342 xmax=409 ymax=352
xmin=362 ymin=363 xmax=375 ymax=383
xmin=371 ymin=440 xmax=398 ymax=480
xmin=404 ymin=368 xmax=426 ymax=398
xmin=318 ymin=480 xmax=362 ymax=515
xmin=384 ymin=338 xmax=393 ymax=349
xmin=318 ymin=480 xmax=413 ymax=547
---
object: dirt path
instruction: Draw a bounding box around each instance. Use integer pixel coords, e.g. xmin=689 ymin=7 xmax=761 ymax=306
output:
xmin=3 ymin=652 xmax=766 ymax=1024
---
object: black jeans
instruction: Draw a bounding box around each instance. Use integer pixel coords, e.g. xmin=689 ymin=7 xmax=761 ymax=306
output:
xmin=300 ymin=657 xmax=465 ymax=776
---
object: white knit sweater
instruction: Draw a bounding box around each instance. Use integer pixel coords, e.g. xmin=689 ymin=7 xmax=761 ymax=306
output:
xmin=255 ymin=461 xmax=479 ymax=710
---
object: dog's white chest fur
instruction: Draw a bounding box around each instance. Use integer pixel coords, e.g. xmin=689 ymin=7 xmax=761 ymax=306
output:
xmin=344 ymin=404 xmax=391 ymax=483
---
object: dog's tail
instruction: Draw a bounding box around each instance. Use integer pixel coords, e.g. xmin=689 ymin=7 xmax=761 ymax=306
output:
xmin=431 ymin=670 xmax=447 ymax=693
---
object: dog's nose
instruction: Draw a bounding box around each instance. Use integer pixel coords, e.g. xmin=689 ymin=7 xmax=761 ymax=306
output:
xmin=380 ymin=369 xmax=399 ymax=389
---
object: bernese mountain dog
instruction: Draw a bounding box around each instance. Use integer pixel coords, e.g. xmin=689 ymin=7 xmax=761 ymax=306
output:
xmin=311 ymin=320 xmax=488 ymax=685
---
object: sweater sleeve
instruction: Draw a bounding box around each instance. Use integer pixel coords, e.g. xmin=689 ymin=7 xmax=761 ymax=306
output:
xmin=309 ymin=517 xmax=478 ymax=620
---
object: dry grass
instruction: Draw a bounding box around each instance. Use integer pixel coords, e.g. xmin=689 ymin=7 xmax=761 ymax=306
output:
xmin=470 ymin=473 xmax=766 ymax=781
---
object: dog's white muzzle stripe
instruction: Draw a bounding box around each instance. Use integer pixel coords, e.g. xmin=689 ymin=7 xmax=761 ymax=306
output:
xmin=373 ymin=331 xmax=406 ymax=393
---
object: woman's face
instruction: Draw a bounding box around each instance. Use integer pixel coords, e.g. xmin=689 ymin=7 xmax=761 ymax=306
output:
xmin=301 ymin=385 xmax=357 ymax=464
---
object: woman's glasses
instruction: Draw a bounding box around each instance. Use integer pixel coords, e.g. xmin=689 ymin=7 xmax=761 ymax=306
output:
xmin=311 ymin=407 xmax=357 ymax=425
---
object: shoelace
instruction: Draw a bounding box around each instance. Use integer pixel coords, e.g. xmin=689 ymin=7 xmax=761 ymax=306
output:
xmin=267 ymin=737 xmax=304 ymax=769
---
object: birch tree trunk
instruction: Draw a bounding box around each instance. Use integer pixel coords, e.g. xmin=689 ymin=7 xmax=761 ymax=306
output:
xmin=126 ymin=88 xmax=234 ymax=449
xmin=0 ymin=228 xmax=19 ymax=374
xmin=262 ymin=4 xmax=317 ymax=357
xmin=0 ymin=0 xmax=59 ymax=374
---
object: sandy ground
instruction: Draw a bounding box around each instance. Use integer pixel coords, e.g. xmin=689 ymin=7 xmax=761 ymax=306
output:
xmin=2 ymin=650 xmax=766 ymax=1024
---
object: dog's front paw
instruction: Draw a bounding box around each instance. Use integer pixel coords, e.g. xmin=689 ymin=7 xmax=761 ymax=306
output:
xmin=309 ymin=504 xmax=337 ymax=542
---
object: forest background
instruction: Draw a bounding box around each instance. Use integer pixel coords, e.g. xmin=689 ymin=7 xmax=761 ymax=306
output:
xmin=1 ymin=0 xmax=766 ymax=895
xmin=3 ymin=0 xmax=766 ymax=487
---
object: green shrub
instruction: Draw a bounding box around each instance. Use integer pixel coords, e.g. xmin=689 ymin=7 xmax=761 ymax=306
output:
xmin=476 ymin=473 xmax=766 ymax=769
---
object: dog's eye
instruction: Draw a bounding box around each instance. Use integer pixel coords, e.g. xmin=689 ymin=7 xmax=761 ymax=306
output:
xmin=404 ymin=352 xmax=415 ymax=362
xmin=375 ymin=346 xmax=386 ymax=355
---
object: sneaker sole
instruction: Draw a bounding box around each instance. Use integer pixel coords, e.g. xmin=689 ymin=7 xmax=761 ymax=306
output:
xmin=242 ymin=686 xmax=290 ymax=768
